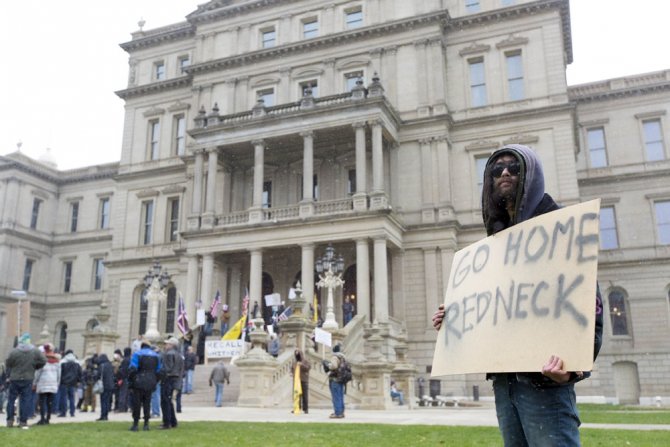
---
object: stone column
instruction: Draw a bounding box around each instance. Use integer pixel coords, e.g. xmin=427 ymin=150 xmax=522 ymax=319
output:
xmin=373 ymin=237 xmax=389 ymax=322
xmin=323 ymin=59 xmax=336 ymax=96
xmin=188 ymin=149 xmax=205 ymax=230
xmin=300 ymin=130 xmax=315 ymax=217
xmin=230 ymin=264 xmax=242 ymax=319
xmin=201 ymin=253 xmax=215 ymax=309
xmin=436 ymin=136 xmax=455 ymax=221
xmin=430 ymin=37 xmax=447 ymax=114
xmin=236 ymin=76 xmax=250 ymax=111
xmin=383 ymin=46 xmax=398 ymax=106
xmin=279 ymin=14 xmax=292 ymax=45
xmin=300 ymin=243 xmax=315 ymax=315
xmin=2 ymin=177 xmax=20 ymax=227
xmin=186 ymin=255 xmax=200 ymax=322
xmin=249 ymin=249 xmax=263 ymax=313
xmin=249 ymin=140 xmax=265 ymax=223
xmin=414 ymin=39 xmax=430 ymax=116
xmin=202 ymin=148 xmax=218 ymax=229
xmin=353 ymin=122 xmax=368 ymax=211
xmin=224 ymin=77 xmax=237 ymax=115
xmin=370 ymin=120 xmax=388 ymax=209
xmin=420 ymin=139 xmax=435 ymax=223
xmin=278 ymin=67 xmax=291 ymax=104
xmin=356 ymin=238 xmax=371 ymax=322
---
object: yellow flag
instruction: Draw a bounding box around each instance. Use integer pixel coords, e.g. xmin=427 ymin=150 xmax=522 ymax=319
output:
xmin=293 ymin=363 xmax=302 ymax=414
xmin=313 ymin=294 xmax=318 ymax=323
xmin=222 ymin=315 xmax=246 ymax=340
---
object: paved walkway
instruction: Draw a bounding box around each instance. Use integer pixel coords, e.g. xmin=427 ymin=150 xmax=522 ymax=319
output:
xmin=41 ymin=402 xmax=670 ymax=431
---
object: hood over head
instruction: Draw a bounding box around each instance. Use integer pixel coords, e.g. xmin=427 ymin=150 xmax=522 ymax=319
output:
xmin=481 ymin=144 xmax=545 ymax=235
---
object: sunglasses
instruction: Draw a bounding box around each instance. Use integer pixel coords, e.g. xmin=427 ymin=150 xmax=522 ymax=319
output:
xmin=491 ymin=161 xmax=521 ymax=178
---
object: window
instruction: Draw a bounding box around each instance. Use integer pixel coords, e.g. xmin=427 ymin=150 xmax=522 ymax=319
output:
xmin=174 ymin=115 xmax=186 ymax=156
xmin=99 ymin=197 xmax=110 ymax=229
xmin=257 ymin=88 xmax=275 ymax=107
xmin=70 ymin=202 xmax=79 ymax=233
xmin=139 ymin=289 xmax=148 ymax=335
xmin=600 ymin=206 xmax=619 ymax=250
xmin=465 ymin=0 xmax=480 ymax=13
xmin=506 ymin=52 xmax=524 ymax=101
xmin=643 ymin=119 xmax=665 ymax=161
xmin=262 ymin=181 xmax=272 ymax=209
xmin=345 ymin=71 xmax=364 ymax=91
xmin=655 ymin=200 xmax=670 ymax=244
xmin=608 ymin=290 xmax=629 ymax=336
xmin=63 ymin=261 xmax=73 ymax=293
xmin=93 ymin=258 xmax=105 ymax=290
xmin=142 ymin=201 xmax=154 ymax=245
xmin=303 ymin=19 xmax=318 ymax=38
xmin=476 ymin=156 xmax=489 ymax=197
xmin=56 ymin=323 xmax=67 ymax=353
xmin=149 ymin=120 xmax=160 ymax=160
xmin=168 ymin=198 xmax=180 ymax=242
xmin=501 ymin=0 xmax=515 ymax=5
xmin=22 ymin=259 xmax=34 ymax=291
xmin=347 ymin=169 xmax=356 ymax=195
xmin=165 ymin=287 xmax=177 ymax=333
xmin=300 ymin=80 xmax=318 ymax=97
xmin=313 ymin=175 xmax=319 ymax=200
xmin=178 ymin=56 xmax=190 ymax=73
xmin=345 ymin=8 xmax=363 ymax=29
xmin=30 ymin=198 xmax=42 ymax=229
xmin=261 ymin=28 xmax=276 ymax=48
xmin=587 ymin=127 xmax=608 ymax=168
xmin=155 ymin=62 xmax=165 ymax=81
xmin=469 ymin=58 xmax=487 ymax=107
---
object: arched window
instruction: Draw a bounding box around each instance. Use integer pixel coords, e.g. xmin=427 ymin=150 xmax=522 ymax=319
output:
xmin=608 ymin=290 xmax=629 ymax=336
xmin=139 ymin=288 xmax=148 ymax=335
xmin=55 ymin=321 xmax=68 ymax=352
xmin=164 ymin=286 xmax=177 ymax=334
xmin=86 ymin=319 xmax=99 ymax=332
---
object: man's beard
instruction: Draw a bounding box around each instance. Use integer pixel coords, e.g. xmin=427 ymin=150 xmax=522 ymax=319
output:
xmin=492 ymin=187 xmax=516 ymax=208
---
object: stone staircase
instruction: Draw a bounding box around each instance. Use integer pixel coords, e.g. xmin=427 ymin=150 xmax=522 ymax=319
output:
xmin=180 ymin=361 xmax=241 ymax=407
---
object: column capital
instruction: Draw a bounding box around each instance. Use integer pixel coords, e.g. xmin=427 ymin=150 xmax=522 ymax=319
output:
xmin=355 ymin=237 xmax=369 ymax=244
xmin=418 ymin=138 xmax=432 ymax=146
xmin=279 ymin=66 xmax=291 ymax=75
xmin=413 ymin=38 xmax=429 ymax=48
xmin=352 ymin=121 xmax=366 ymax=129
xmin=251 ymin=139 xmax=265 ymax=147
xmin=299 ymin=130 xmax=314 ymax=139
xmin=383 ymin=45 xmax=398 ymax=55
xmin=206 ymin=147 xmax=219 ymax=154
xmin=369 ymin=48 xmax=383 ymax=57
xmin=368 ymin=118 xmax=383 ymax=127
xmin=323 ymin=58 xmax=336 ymax=67
xmin=300 ymin=242 xmax=316 ymax=250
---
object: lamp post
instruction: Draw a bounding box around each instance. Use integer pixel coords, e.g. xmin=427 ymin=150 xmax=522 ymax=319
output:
xmin=11 ymin=290 xmax=27 ymax=338
xmin=142 ymin=261 xmax=171 ymax=342
xmin=315 ymin=245 xmax=345 ymax=329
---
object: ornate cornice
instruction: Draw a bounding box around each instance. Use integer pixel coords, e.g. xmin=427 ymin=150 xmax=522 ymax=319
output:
xmin=115 ymin=76 xmax=192 ymax=100
xmin=186 ymin=11 xmax=449 ymax=76
xmin=0 ymin=154 xmax=118 ymax=185
xmin=120 ymin=22 xmax=195 ymax=52
xmin=186 ymin=0 xmax=303 ymax=25
xmin=569 ymin=70 xmax=670 ymax=103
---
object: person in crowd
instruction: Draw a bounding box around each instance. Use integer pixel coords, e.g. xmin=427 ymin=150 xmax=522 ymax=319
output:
xmin=183 ymin=346 xmax=198 ymax=394
xmin=96 ymin=353 xmax=114 ymax=421
xmin=57 ymin=349 xmax=81 ymax=417
xmin=33 ymin=343 xmax=60 ymax=425
xmin=323 ymin=344 xmax=346 ymax=419
xmin=252 ymin=301 xmax=260 ymax=319
xmin=0 ymin=363 xmax=7 ymax=414
xmin=342 ymin=296 xmax=354 ymax=326
xmin=159 ymin=337 xmax=183 ymax=429
xmin=131 ymin=335 xmax=143 ymax=354
xmin=115 ymin=347 xmax=131 ymax=412
xmin=220 ymin=304 xmax=231 ymax=335
xmin=268 ymin=333 xmax=280 ymax=358
xmin=293 ymin=349 xmax=311 ymax=414
xmin=111 ymin=349 xmax=122 ymax=411
xmin=81 ymin=354 xmax=98 ymax=413
xmin=5 ymin=333 xmax=46 ymax=429
xmin=208 ymin=360 xmax=230 ymax=407
xmin=390 ymin=380 xmax=405 ymax=406
xmin=431 ymin=144 xmax=603 ymax=446
xmin=128 ymin=341 xmax=161 ymax=431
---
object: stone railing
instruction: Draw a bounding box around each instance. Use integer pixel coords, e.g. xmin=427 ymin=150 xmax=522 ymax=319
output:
xmin=216 ymin=210 xmax=249 ymax=226
xmin=262 ymin=205 xmax=300 ymax=221
xmin=314 ymin=198 xmax=354 ymax=215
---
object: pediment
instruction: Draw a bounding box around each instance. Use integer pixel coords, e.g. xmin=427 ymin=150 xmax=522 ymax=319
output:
xmin=142 ymin=106 xmax=166 ymax=118
xmin=168 ymin=100 xmax=191 ymax=112
xmin=496 ymin=34 xmax=529 ymax=49
xmin=458 ymin=42 xmax=491 ymax=57
xmin=465 ymin=140 xmax=499 ymax=152
xmin=502 ymin=134 xmax=539 ymax=145
xmin=336 ymin=58 xmax=371 ymax=70
xmin=250 ymin=75 xmax=280 ymax=88
xmin=136 ymin=189 xmax=159 ymax=198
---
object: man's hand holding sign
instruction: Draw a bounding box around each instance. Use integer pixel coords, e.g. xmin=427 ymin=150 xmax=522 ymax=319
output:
xmin=432 ymin=199 xmax=601 ymax=377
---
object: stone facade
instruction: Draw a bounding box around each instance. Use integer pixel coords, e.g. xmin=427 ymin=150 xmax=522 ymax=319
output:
xmin=0 ymin=0 xmax=669 ymax=405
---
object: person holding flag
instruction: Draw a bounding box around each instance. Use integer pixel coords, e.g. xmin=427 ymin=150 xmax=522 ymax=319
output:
xmin=222 ymin=289 xmax=249 ymax=340
xmin=176 ymin=294 xmax=190 ymax=336
xmin=292 ymin=349 xmax=310 ymax=414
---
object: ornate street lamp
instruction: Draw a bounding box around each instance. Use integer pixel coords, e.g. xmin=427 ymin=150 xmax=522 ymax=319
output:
xmin=315 ymin=244 xmax=345 ymax=329
xmin=142 ymin=260 xmax=171 ymax=342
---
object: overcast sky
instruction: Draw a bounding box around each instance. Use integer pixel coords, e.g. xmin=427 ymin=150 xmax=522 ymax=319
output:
xmin=1 ymin=1 xmax=668 ymax=170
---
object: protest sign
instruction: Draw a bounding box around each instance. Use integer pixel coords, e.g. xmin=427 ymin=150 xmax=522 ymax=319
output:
xmin=314 ymin=327 xmax=332 ymax=347
xmin=206 ymin=339 xmax=246 ymax=360
xmin=432 ymin=199 xmax=600 ymax=376
xmin=264 ymin=293 xmax=281 ymax=307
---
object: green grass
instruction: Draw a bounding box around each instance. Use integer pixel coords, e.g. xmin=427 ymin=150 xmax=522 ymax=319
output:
xmin=1 ymin=421 xmax=668 ymax=447
xmin=578 ymin=403 xmax=670 ymax=425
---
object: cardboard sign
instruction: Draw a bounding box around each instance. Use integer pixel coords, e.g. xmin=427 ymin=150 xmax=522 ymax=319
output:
xmin=206 ymin=339 xmax=246 ymax=359
xmin=431 ymin=199 xmax=601 ymax=377
xmin=314 ymin=327 xmax=332 ymax=347
xmin=264 ymin=293 xmax=281 ymax=307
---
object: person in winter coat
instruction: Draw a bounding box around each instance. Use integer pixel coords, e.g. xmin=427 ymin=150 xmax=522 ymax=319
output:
xmin=116 ymin=347 xmax=131 ymax=412
xmin=208 ymin=360 xmax=229 ymax=407
xmin=95 ymin=354 xmax=115 ymax=421
xmin=182 ymin=346 xmax=198 ymax=394
xmin=128 ymin=342 xmax=161 ymax=431
xmin=5 ymin=332 xmax=47 ymax=428
xmin=81 ymin=354 xmax=98 ymax=412
xmin=159 ymin=337 xmax=184 ymax=429
xmin=293 ymin=349 xmax=311 ymax=413
xmin=33 ymin=344 xmax=60 ymax=425
xmin=57 ymin=350 xmax=81 ymax=417
xmin=432 ymin=145 xmax=603 ymax=446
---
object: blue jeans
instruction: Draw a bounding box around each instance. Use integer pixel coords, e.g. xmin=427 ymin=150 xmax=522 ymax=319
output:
xmin=58 ymin=385 xmax=77 ymax=416
xmin=329 ymin=380 xmax=345 ymax=416
xmin=184 ymin=369 xmax=194 ymax=393
xmin=214 ymin=383 xmax=225 ymax=407
xmin=6 ymin=380 xmax=33 ymax=424
xmin=100 ymin=390 xmax=112 ymax=419
xmin=151 ymin=383 xmax=161 ymax=416
xmin=493 ymin=374 xmax=581 ymax=447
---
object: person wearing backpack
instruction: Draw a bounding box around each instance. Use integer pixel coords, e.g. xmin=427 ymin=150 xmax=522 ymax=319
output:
xmin=322 ymin=344 xmax=347 ymax=419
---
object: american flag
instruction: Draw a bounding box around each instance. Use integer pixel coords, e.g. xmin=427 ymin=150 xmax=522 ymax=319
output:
xmin=209 ymin=290 xmax=222 ymax=318
xmin=277 ymin=306 xmax=293 ymax=321
xmin=176 ymin=293 xmax=190 ymax=335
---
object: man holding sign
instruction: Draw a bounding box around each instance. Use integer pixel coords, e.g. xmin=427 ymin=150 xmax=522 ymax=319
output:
xmin=432 ymin=145 xmax=603 ymax=446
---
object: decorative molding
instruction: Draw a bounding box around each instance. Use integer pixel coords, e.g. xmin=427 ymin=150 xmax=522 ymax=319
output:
xmin=250 ymin=75 xmax=281 ymax=88
xmin=96 ymin=192 xmax=114 ymax=198
xmin=635 ymin=110 xmax=667 ymax=120
xmin=465 ymin=140 xmax=499 ymax=152
xmin=66 ymin=196 xmax=84 ymax=202
xmin=336 ymin=57 xmax=371 ymax=70
xmin=503 ymin=134 xmax=539 ymax=145
xmin=579 ymin=118 xmax=609 ymax=128
xmin=142 ymin=106 xmax=166 ymax=118
xmin=292 ymin=67 xmax=324 ymax=79
xmin=136 ymin=189 xmax=160 ymax=199
xmin=496 ymin=34 xmax=529 ymax=49
xmin=115 ymin=76 xmax=192 ymax=100
xmin=600 ymin=197 xmax=621 ymax=206
xmin=458 ymin=42 xmax=491 ymax=57
xmin=167 ymin=101 xmax=191 ymax=112
xmin=120 ymin=22 xmax=195 ymax=52
xmin=31 ymin=189 xmax=50 ymax=200
xmin=161 ymin=185 xmax=186 ymax=194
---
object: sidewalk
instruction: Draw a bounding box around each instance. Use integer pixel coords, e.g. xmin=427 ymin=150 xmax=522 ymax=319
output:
xmin=44 ymin=402 xmax=670 ymax=431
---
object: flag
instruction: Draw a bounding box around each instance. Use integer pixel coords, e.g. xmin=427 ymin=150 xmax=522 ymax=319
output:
xmin=222 ymin=315 xmax=246 ymax=340
xmin=241 ymin=288 xmax=250 ymax=341
xmin=209 ymin=290 xmax=222 ymax=319
xmin=292 ymin=363 xmax=302 ymax=415
xmin=313 ymin=294 xmax=318 ymax=323
xmin=176 ymin=293 xmax=190 ymax=335
xmin=278 ymin=306 xmax=293 ymax=321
